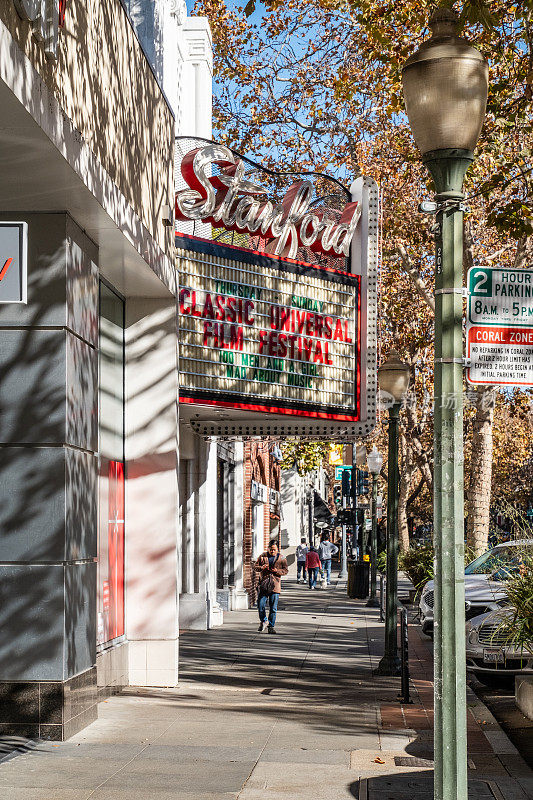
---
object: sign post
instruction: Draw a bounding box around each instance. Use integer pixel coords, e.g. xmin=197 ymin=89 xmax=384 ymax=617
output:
xmin=466 ymin=266 xmax=533 ymax=387
xmin=334 ymin=465 xmax=352 ymax=481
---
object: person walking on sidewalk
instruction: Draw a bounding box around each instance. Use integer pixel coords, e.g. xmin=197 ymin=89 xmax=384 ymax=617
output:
xmin=296 ymin=538 xmax=308 ymax=583
xmin=254 ymin=541 xmax=288 ymax=634
xmin=318 ymin=534 xmax=338 ymax=586
xmin=305 ymin=546 xmax=322 ymax=590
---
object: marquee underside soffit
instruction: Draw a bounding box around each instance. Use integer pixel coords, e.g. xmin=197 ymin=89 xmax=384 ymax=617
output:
xmin=179 ymin=399 xmax=375 ymax=440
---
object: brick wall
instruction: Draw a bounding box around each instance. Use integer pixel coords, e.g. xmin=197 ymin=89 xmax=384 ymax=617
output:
xmin=243 ymin=440 xmax=281 ymax=604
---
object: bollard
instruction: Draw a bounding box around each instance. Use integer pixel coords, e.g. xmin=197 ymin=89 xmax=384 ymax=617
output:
xmin=398 ymin=606 xmax=412 ymax=704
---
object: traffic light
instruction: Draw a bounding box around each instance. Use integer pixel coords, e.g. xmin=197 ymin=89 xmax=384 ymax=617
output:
xmin=333 ymin=485 xmax=342 ymax=506
xmin=357 ymin=470 xmax=370 ymax=496
xmin=341 ymin=469 xmax=351 ymax=502
xmin=351 ymin=465 xmax=358 ymax=503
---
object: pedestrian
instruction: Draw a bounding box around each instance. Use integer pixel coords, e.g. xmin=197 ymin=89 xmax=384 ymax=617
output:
xmin=318 ymin=533 xmax=338 ymax=585
xmin=296 ymin=538 xmax=308 ymax=583
xmin=305 ymin=546 xmax=321 ymax=590
xmin=254 ymin=540 xmax=288 ymax=634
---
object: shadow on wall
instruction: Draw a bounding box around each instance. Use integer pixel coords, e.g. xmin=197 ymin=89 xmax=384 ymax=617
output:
xmin=0 ymin=233 xmax=97 ymax=681
xmin=60 ymin=0 xmax=173 ymax=249
xmin=122 ymin=300 xmax=179 ymax=641
xmin=284 ymin=550 xmax=296 ymax=567
xmin=0 ymin=0 xmax=174 ymax=254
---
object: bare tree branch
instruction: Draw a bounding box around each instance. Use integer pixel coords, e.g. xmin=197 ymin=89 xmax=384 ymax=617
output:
xmin=397 ymin=243 xmax=435 ymax=313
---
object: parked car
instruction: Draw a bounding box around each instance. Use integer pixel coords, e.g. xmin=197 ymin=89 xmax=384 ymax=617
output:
xmin=419 ymin=539 xmax=533 ymax=637
xmin=466 ymin=608 xmax=533 ymax=686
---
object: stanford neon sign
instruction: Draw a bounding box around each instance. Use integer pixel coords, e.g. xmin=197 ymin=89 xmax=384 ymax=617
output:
xmin=175 ymin=144 xmax=360 ymax=260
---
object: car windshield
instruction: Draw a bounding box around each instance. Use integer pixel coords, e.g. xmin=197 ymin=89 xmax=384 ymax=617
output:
xmin=465 ymin=544 xmax=533 ymax=579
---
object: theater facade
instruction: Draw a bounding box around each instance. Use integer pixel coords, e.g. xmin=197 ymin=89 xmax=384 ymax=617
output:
xmin=0 ymin=0 xmax=212 ymax=740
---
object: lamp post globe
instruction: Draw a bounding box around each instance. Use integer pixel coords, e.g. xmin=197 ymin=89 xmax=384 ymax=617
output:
xmin=376 ymin=352 xmax=409 ymax=674
xmin=377 ymin=350 xmax=410 ymax=405
xmin=366 ymin=446 xmax=383 ymax=608
xmin=367 ymin=446 xmax=383 ymax=477
xmin=401 ymin=9 xmax=488 ymax=800
xmin=402 ymin=9 xmax=488 ymax=161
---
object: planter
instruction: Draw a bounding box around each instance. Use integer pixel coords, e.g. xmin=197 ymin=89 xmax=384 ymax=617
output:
xmin=515 ymin=675 xmax=533 ymax=721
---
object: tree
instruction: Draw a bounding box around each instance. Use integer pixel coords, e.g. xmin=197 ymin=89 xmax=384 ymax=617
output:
xmin=195 ymin=0 xmax=533 ymax=551
xmin=281 ymin=440 xmax=331 ymax=474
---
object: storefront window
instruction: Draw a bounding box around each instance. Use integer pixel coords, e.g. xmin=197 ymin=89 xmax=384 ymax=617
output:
xmin=97 ymin=282 xmax=125 ymax=646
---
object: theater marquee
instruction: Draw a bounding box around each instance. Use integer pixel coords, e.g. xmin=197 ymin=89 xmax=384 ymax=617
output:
xmin=176 ymin=141 xmax=378 ymax=438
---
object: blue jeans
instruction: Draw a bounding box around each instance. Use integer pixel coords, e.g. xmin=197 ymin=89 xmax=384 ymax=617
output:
xmin=297 ymin=561 xmax=307 ymax=580
xmin=258 ymin=592 xmax=279 ymax=627
xmin=308 ymin=568 xmax=319 ymax=589
xmin=321 ymin=559 xmax=332 ymax=584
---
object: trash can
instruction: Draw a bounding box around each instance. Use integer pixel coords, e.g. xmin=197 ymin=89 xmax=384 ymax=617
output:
xmin=353 ymin=562 xmax=370 ymax=599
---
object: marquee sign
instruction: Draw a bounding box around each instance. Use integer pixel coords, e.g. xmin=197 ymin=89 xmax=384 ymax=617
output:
xmin=176 ymin=141 xmax=379 ymax=439
xmin=179 ymin=235 xmax=359 ymax=428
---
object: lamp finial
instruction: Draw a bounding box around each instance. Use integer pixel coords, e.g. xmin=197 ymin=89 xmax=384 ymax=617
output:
xmin=429 ymin=7 xmax=459 ymax=38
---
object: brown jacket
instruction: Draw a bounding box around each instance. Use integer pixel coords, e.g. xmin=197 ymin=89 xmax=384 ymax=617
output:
xmin=254 ymin=553 xmax=288 ymax=594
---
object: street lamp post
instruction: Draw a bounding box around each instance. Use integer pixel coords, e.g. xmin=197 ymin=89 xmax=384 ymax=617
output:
xmin=367 ymin=445 xmax=383 ymax=608
xmin=376 ymin=352 xmax=410 ymax=676
xmin=339 ymin=468 xmax=351 ymax=579
xmin=401 ymin=10 xmax=488 ymax=800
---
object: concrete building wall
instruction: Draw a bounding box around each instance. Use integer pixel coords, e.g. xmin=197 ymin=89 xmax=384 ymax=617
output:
xmin=280 ymin=467 xmax=300 ymax=548
xmin=174 ymin=12 xmax=213 ymax=239
xmin=280 ymin=467 xmax=331 ymax=549
xmin=125 ymin=299 xmax=179 ymax=687
xmin=179 ymin=17 xmax=213 ymax=138
xmin=0 ymin=0 xmax=214 ymax=739
xmin=0 ymin=212 xmax=99 ymax=739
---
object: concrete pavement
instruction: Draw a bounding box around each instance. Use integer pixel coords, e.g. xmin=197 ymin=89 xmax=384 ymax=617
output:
xmin=0 ymin=577 xmax=531 ymax=799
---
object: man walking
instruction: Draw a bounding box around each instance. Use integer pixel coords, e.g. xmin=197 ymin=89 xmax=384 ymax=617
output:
xmin=254 ymin=541 xmax=288 ymax=634
xmin=296 ymin=538 xmax=308 ymax=583
xmin=305 ymin=546 xmax=321 ymax=590
xmin=318 ymin=533 xmax=338 ymax=585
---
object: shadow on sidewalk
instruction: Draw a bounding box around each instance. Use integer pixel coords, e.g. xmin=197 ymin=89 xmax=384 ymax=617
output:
xmin=348 ymin=770 xmax=516 ymax=800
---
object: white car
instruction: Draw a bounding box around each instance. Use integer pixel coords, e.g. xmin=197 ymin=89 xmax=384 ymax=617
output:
xmin=466 ymin=608 xmax=533 ymax=685
xmin=419 ymin=539 xmax=533 ymax=637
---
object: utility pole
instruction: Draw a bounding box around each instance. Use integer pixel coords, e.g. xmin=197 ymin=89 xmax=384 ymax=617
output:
xmin=374 ymin=352 xmax=409 ymax=674
xmin=376 ymin=402 xmax=401 ymax=675
xmin=366 ymin=446 xmax=383 ymax=608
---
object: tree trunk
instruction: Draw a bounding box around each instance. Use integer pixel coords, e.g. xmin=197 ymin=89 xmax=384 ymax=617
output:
xmin=398 ymin=432 xmax=414 ymax=552
xmin=466 ymin=387 xmax=495 ymax=556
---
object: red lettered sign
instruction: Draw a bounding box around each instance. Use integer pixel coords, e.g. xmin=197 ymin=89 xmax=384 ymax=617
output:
xmin=178 ymin=235 xmax=361 ymax=437
xmin=466 ymin=325 xmax=533 ymax=386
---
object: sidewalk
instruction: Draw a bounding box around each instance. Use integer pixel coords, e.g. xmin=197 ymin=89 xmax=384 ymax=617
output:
xmin=0 ymin=579 xmax=531 ymax=799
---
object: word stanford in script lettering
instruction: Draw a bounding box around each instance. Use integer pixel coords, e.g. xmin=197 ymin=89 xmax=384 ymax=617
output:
xmin=175 ymin=144 xmax=360 ymax=260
